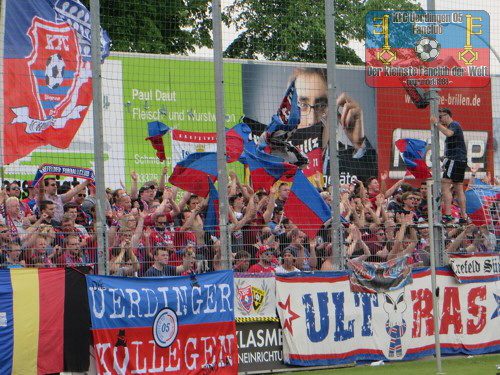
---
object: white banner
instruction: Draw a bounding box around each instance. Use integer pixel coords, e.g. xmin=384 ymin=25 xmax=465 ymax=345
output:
xmin=170 ymin=129 xmax=217 ymax=167
xmin=449 ymin=253 xmax=500 ymax=283
xmin=276 ymin=269 xmax=500 ymax=366
xmin=234 ymin=273 xmax=277 ymax=322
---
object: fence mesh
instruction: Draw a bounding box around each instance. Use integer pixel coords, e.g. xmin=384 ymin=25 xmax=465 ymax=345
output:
xmin=0 ymin=0 xmax=499 ymax=275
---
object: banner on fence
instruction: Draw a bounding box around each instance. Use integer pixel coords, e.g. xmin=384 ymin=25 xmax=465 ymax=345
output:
xmin=236 ymin=321 xmax=287 ymax=372
xmin=86 ymin=271 xmax=238 ymax=374
xmin=234 ymin=273 xmax=277 ymax=322
xmin=448 ymin=253 xmax=500 ymax=283
xmin=3 ymin=0 xmax=110 ymax=165
xmin=276 ymin=268 xmax=500 ymax=366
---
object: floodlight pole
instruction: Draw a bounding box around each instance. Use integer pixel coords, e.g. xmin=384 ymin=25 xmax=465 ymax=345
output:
xmin=90 ymin=0 xmax=109 ymax=275
xmin=212 ymin=0 xmax=231 ymax=269
xmin=325 ymin=0 xmax=343 ymax=270
xmin=427 ymin=180 xmax=444 ymax=375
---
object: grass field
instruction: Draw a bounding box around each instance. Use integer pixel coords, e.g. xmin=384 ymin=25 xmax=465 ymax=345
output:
xmin=282 ymin=354 xmax=500 ymax=375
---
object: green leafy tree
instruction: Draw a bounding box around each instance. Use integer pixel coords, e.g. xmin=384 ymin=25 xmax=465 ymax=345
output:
xmin=224 ymin=0 xmax=421 ymax=64
xmin=84 ymin=0 xmax=212 ymax=54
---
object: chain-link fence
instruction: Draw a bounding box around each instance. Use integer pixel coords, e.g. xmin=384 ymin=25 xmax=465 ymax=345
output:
xmin=1 ymin=0 xmax=499 ymax=276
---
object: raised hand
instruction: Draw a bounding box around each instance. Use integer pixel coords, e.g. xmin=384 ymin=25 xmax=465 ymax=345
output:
xmin=336 ymin=93 xmax=365 ymax=150
xmin=130 ymin=170 xmax=138 ymax=182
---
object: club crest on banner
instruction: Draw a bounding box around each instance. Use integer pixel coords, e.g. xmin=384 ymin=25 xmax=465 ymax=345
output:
xmin=235 ymin=277 xmax=275 ymax=320
xmin=238 ymin=285 xmax=254 ymax=314
xmin=153 ymin=308 xmax=178 ymax=348
xmin=252 ymin=286 xmax=266 ymax=312
xmin=10 ymin=17 xmax=89 ymax=135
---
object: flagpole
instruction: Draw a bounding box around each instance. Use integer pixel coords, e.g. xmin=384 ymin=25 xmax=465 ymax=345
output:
xmin=90 ymin=0 xmax=109 ymax=275
xmin=0 ymin=0 xmax=6 ymax=184
xmin=325 ymin=0 xmax=343 ymax=269
xmin=212 ymin=0 xmax=231 ymax=269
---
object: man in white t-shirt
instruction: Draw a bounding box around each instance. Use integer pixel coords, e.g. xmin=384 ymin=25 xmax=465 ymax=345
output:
xmin=275 ymin=248 xmax=300 ymax=273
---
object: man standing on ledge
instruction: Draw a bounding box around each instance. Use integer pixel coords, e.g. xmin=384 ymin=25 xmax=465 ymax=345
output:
xmin=432 ymin=108 xmax=468 ymax=224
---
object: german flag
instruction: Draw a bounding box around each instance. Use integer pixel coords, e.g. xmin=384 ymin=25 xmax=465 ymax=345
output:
xmin=0 ymin=268 xmax=90 ymax=374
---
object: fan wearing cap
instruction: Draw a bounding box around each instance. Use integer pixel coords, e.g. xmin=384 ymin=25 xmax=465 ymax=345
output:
xmin=138 ymin=182 xmax=158 ymax=211
xmin=248 ymin=245 xmax=276 ymax=273
xmin=275 ymin=248 xmax=299 ymax=273
xmin=21 ymin=181 xmax=37 ymax=211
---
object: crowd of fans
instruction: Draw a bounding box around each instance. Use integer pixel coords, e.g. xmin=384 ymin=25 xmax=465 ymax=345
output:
xmin=0 ymin=164 xmax=499 ymax=275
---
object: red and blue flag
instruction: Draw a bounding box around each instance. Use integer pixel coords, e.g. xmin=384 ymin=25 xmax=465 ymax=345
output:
xmin=145 ymin=121 xmax=169 ymax=162
xmin=284 ymin=169 xmax=331 ymax=239
xmin=264 ymin=80 xmax=300 ymax=144
xmin=226 ymin=122 xmax=252 ymax=163
xmin=395 ymin=138 xmax=431 ymax=179
xmin=168 ymin=152 xmax=218 ymax=197
xmin=466 ymin=180 xmax=500 ymax=226
xmin=244 ymin=142 xmax=297 ymax=192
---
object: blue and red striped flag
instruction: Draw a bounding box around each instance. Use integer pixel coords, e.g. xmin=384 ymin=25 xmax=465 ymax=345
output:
xmin=168 ymin=152 xmax=218 ymax=197
xmin=145 ymin=121 xmax=169 ymax=162
xmin=466 ymin=180 xmax=500 ymax=226
xmin=395 ymin=138 xmax=431 ymax=179
xmin=226 ymin=122 xmax=252 ymax=163
xmin=284 ymin=169 xmax=331 ymax=239
xmin=245 ymin=142 xmax=297 ymax=192
xmin=204 ymin=178 xmax=220 ymax=237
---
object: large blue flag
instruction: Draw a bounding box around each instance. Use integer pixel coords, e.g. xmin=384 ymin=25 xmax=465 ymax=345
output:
xmin=3 ymin=0 xmax=110 ymax=164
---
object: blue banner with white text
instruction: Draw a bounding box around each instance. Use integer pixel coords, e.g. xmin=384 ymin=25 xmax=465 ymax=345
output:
xmin=86 ymin=271 xmax=238 ymax=374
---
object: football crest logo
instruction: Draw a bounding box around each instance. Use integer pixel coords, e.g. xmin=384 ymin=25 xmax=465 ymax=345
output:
xmin=251 ymin=286 xmax=265 ymax=312
xmin=10 ymin=17 xmax=90 ymax=134
xmin=236 ymin=283 xmax=269 ymax=315
xmin=237 ymin=286 xmax=254 ymax=314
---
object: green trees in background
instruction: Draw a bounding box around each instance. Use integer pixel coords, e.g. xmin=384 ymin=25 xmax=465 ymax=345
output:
xmin=90 ymin=0 xmax=421 ymax=64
